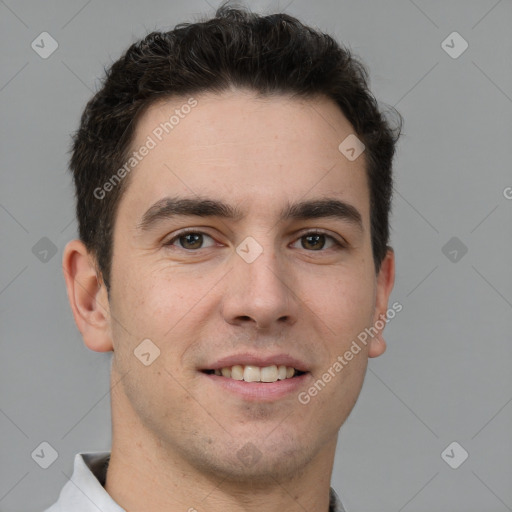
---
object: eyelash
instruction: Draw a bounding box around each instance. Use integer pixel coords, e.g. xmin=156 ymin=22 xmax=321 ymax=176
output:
xmin=164 ymin=229 xmax=347 ymax=252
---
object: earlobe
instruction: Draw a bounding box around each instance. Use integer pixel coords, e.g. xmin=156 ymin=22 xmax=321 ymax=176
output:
xmin=368 ymin=335 xmax=387 ymax=358
xmin=62 ymin=239 xmax=113 ymax=352
xmin=368 ymin=247 xmax=395 ymax=359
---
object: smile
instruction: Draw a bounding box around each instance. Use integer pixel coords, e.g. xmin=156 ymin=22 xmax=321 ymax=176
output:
xmin=202 ymin=364 xmax=306 ymax=383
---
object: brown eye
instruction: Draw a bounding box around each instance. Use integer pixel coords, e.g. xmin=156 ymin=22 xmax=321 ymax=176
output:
xmin=292 ymin=231 xmax=344 ymax=251
xmin=301 ymin=233 xmax=327 ymax=250
xmin=166 ymin=231 xmax=216 ymax=250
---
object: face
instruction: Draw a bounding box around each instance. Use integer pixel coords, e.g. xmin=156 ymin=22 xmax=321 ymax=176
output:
xmin=103 ymin=89 xmax=394 ymax=482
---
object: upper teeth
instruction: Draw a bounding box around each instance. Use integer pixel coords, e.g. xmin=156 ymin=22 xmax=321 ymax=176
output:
xmin=213 ymin=365 xmax=297 ymax=382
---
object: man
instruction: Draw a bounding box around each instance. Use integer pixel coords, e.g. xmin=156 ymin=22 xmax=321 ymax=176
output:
xmin=48 ymin=2 xmax=401 ymax=511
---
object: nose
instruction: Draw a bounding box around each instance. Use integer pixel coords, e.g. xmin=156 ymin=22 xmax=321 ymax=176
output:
xmin=221 ymin=244 xmax=299 ymax=330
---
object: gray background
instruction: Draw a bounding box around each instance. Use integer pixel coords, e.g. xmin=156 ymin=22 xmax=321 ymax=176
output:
xmin=1 ymin=0 xmax=511 ymax=511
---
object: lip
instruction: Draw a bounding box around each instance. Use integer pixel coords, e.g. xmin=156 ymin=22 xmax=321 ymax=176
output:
xmin=202 ymin=353 xmax=310 ymax=372
xmin=201 ymin=371 xmax=311 ymax=401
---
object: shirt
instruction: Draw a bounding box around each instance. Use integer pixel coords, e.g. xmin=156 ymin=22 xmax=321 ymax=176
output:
xmin=43 ymin=452 xmax=347 ymax=512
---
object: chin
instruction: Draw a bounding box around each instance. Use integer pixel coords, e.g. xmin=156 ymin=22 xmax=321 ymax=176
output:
xmin=180 ymin=434 xmax=316 ymax=484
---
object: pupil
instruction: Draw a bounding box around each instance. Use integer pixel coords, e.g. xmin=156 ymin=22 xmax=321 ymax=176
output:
xmin=182 ymin=233 xmax=202 ymax=249
xmin=303 ymin=234 xmax=324 ymax=250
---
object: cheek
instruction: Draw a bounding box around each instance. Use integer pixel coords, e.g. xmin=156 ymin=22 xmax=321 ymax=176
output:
xmin=308 ymin=265 xmax=375 ymax=418
xmin=108 ymin=267 xmax=204 ymax=428
xmin=313 ymin=266 xmax=376 ymax=345
xmin=110 ymin=262 xmax=212 ymax=357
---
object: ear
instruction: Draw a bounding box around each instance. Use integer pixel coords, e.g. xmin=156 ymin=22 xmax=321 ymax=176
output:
xmin=368 ymin=247 xmax=395 ymax=358
xmin=62 ymin=239 xmax=113 ymax=352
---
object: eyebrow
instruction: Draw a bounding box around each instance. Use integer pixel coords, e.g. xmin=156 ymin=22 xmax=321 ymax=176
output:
xmin=137 ymin=196 xmax=363 ymax=233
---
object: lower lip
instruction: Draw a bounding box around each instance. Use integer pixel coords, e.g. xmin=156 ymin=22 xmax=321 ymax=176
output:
xmin=201 ymin=372 xmax=311 ymax=401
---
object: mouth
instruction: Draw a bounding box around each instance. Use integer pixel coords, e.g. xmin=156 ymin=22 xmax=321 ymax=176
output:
xmin=200 ymin=363 xmax=310 ymax=401
xmin=201 ymin=364 xmax=307 ymax=383
xmin=199 ymin=353 xmax=311 ymax=401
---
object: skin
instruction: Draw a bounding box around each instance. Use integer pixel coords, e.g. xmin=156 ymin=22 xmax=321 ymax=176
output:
xmin=63 ymin=88 xmax=395 ymax=512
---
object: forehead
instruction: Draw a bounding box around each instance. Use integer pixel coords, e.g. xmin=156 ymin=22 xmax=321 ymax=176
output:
xmin=121 ymin=89 xmax=370 ymax=225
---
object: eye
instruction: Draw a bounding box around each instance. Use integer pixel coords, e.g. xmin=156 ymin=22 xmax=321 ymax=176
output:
xmin=291 ymin=231 xmax=345 ymax=251
xmin=164 ymin=229 xmax=346 ymax=252
xmin=165 ymin=230 xmax=216 ymax=250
